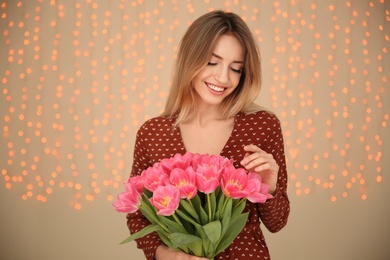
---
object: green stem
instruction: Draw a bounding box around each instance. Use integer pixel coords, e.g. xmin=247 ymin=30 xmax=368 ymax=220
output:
xmin=221 ymin=197 xmax=231 ymax=215
xmin=142 ymin=193 xmax=150 ymax=201
xmin=207 ymin=193 xmax=212 ymax=222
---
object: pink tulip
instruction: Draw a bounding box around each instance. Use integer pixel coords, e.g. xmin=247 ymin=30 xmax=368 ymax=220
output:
xmin=221 ymin=167 xmax=250 ymax=199
xmin=189 ymin=153 xmax=203 ymax=168
xmin=196 ymin=154 xmax=232 ymax=169
xmin=150 ymin=184 xmax=181 ymax=216
xmin=112 ymin=183 xmax=141 ymax=213
xmin=142 ymin=165 xmax=169 ymax=192
xmin=169 ymin=168 xmax=198 ymax=199
xmin=172 ymin=152 xmax=194 ymax=169
xmin=245 ymin=172 xmax=273 ymax=203
xmin=195 ymin=162 xmax=223 ymax=194
xmin=127 ymin=175 xmax=145 ymax=193
xmin=158 ymin=152 xmax=194 ymax=175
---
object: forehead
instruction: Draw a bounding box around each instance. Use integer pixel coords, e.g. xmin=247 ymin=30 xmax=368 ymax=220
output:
xmin=212 ymin=34 xmax=244 ymax=61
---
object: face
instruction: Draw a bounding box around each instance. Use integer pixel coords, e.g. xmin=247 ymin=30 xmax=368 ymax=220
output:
xmin=192 ymin=34 xmax=244 ymax=108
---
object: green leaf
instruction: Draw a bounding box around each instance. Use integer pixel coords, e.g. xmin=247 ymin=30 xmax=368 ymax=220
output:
xmin=216 ymin=192 xmax=225 ymax=215
xmin=159 ymin=215 xmax=187 ymax=234
xmin=190 ymin=193 xmax=208 ymax=225
xmin=119 ymin=224 xmax=161 ymax=244
xmin=156 ymin=230 xmax=175 ymax=249
xmin=214 ymin=186 xmax=221 ymax=198
xmin=169 ymin=233 xmax=202 ymax=248
xmin=187 ymin=238 xmax=203 ymax=257
xmin=205 ymin=242 xmax=216 ymax=259
xmin=230 ymin=199 xmax=246 ymax=221
xmin=139 ymin=206 xmax=159 ymax=226
xmin=198 ymin=202 xmax=208 ymax=225
xmin=190 ymin=193 xmax=202 ymax=216
xmin=168 ymin=232 xmax=204 ymax=257
xmin=175 ymin=209 xmax=199 ymax=227
xmin=203 ymin=221 xmax=221 ymax=245
xmin=180 ymin=199 xmax=200 ymax=223
xmin=214 ymin=211 xmax=220 ymax=221
xmin=175 ymin=208 xmax=209 ymax=244
xmin=181 ymin=217 xmax=195 ymax=235
xmin=175 ymin=211 xmax=210 ymax=254
xmin=139 ymin=197 xmax=159 ymax=224
xmin=143 ymin=188 xmax=152 ymax=198
xmin=215 ymin=212 xmax=249 ymax=255
xmin=220 ymin=198 xmax=232 ymax=238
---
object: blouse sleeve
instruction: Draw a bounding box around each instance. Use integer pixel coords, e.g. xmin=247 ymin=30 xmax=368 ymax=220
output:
xmin=126 ymin=123 xmax=164 ymax=260
xmin=258 ymin=114 xmax=290 ymax=233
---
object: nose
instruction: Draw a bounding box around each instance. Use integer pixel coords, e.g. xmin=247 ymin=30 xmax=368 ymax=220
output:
xmin=215 ymin=66 xmax=229 ymax=84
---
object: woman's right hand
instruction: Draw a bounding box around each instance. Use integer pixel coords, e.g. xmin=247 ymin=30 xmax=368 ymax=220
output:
xmin=155 ymin=245 xmax=210 ymax=260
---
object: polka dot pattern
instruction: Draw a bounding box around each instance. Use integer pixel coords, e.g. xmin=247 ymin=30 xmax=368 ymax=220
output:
xmin=127 ymin=110 xmax=290 ymax=259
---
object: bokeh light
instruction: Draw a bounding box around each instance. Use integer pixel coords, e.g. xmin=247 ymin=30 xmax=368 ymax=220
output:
xmin=0 ymin=0 xmax=389 ymax=209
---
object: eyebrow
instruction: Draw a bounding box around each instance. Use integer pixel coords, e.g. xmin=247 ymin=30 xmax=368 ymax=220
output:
xmin=212 ymin=53 xmax=244 ymax=64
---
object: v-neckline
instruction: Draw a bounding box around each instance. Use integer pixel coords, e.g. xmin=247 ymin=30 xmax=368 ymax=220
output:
xmin=176 ymin=113 xmax=240 ymax=156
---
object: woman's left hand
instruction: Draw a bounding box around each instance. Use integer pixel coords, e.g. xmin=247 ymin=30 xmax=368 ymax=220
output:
xmin=240 ymin=144 xmax=279 ymax=195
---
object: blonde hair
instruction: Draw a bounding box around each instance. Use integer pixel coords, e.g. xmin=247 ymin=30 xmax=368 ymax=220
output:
xmin=161 ymin=10 xmax=263 ymax=124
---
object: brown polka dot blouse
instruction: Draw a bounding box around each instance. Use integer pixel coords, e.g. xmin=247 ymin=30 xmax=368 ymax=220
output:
xmin=126 ymin=110 xmax=290 ymax=260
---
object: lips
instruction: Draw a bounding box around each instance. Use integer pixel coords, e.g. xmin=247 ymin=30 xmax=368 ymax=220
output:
xmin=206 ymin=82 xmax=226 ymax=94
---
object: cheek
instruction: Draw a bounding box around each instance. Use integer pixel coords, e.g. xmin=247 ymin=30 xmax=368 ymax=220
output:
xmin=192 ymin=77 xmax=202 ymax=92
xmin=231 ymin=74 xmax=242 ymax=88
xmin=226 ymin=75 xmax=242 ymax=94
xmin=192 ymin=71 xmax=206 ymax=87
xmin=192 ymin=79 xmax=205 ymax=99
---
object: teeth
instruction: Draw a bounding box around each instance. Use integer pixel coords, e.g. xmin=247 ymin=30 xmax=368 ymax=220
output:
xmin=208 ymin=84 xmax=224 ymax=92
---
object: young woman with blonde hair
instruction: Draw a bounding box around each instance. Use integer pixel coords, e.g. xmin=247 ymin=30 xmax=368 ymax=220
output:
xmin=127 ymin=10 xmax=290 ymax=260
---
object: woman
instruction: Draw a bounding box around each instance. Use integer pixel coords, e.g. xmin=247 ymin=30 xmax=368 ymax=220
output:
xmin=127 ymin=10 xmax=290 ymax=260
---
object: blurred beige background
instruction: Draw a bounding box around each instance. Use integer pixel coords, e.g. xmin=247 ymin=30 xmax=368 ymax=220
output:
xmin=1 ymin=1 xmax=389 ymax=259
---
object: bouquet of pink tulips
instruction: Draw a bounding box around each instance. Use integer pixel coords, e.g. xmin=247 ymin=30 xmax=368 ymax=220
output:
xmin=113 ymin=152 xmax=273 ymax=259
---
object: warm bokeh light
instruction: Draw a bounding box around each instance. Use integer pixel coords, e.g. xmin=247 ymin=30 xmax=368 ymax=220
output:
xmin=0 ymin=1 xmax=389 ymax=209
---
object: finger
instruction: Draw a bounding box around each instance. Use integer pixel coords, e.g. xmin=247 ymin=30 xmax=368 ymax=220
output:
xmin=254 ymin=162 xmax=274 ymax=173
xmin=242 ymin=156 xmax=268 ymax=171
xmin=243 ymin=154 xmax=278 ymax=173
xmin=241 ymin=151 xmax=272 ymax=166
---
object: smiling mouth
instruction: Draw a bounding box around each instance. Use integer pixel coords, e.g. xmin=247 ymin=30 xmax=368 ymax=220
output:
xmin=206 ymin=83 xmax=226 ymax=93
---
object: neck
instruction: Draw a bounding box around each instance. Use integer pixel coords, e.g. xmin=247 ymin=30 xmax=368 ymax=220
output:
xmin=191 ymin=104 xmax=222 ymax=126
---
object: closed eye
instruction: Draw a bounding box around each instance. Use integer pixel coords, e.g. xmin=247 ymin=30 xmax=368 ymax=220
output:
xmin=208 ymin=62 xmax=242 ymax=73
xmin=231 ymin=67 xmax=242 ymax=74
